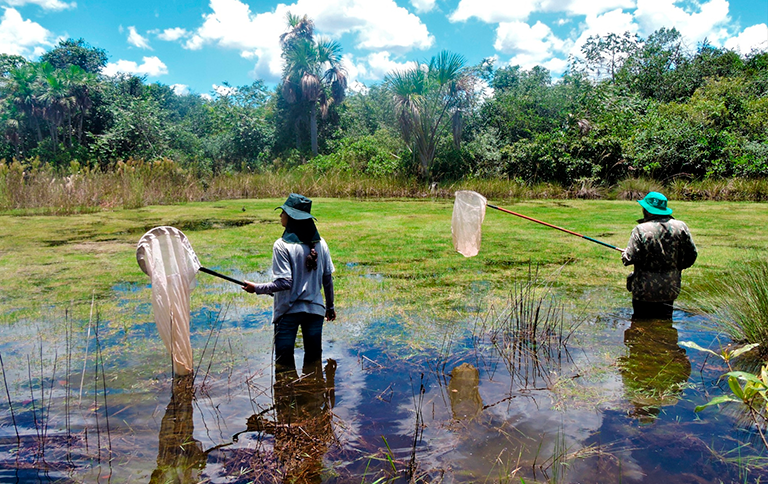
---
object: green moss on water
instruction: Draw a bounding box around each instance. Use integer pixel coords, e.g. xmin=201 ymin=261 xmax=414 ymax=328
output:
xmin=1 ymin=198 xmax=766 ymax=323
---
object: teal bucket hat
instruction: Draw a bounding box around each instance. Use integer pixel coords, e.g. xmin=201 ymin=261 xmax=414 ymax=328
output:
xmin=638 ymin=191 xmax=673 ymax=216
xmin=276 ymin=193 xmax=316 ymax=220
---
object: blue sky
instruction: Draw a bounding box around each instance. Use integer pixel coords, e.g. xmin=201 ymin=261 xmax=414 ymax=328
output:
xmin=1 ymin=0 xmax=767 ymax=96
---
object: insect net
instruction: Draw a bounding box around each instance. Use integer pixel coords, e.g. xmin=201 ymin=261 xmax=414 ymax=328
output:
xmin=452 ymin=190 xmax=487 ymax=257
xmin=136 ymin=226 xmax=201 ymax=376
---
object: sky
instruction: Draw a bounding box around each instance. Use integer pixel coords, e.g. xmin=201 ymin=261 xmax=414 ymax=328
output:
xmin=1 ymin=0 xmax=767 ymax=96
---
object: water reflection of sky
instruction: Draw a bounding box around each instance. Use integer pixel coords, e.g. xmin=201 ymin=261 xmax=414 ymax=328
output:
xmin=0 ymin=289 xmax=766 ymax=483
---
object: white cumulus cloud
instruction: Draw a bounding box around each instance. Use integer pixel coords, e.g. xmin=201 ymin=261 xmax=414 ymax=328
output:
xmin=0 ymin=7 xmax=53 ymax=58
xmin=102 ymin=56 xmax=168 ymax=77
xmin=634 ymin=0 xmax=730 ymax=43
xmin=410 ymin=0 xmax=435 ymax=13
xmin=176 ymin=0 xmax=433 ymax=82
xmin=725 ymin=23 xmax=768 ymax=54
xmin=450 ymin=0 xmax=539 ymax=23
xmin=3 ymin=0 xmax=75 ymax=11
xmin=540 ymin=0 xmax=635 ymax=17
xmin=181 ymin=0 xmax=290 ymax=82
xmin=364 ymin=51 xmax=418 ymax=79
xmin=171 ymin=83 xmax=190 ymax=95
xmin=569 ymin=8 xmax=638 ymax=58
xmin=495 ymin=20 xmax=566 ymax=56
xmin=157 ymin=27 xmax=189 ymax=42
xmin=449 ymin=0 xmax=638 ymax=23
xmin=127 ymin=26 xmax=151 ymax=49
xmin=341 ymin=53 xmax=365 ymax=83
xmin=327 ymin=0 xmax=433 ymax=51
xmin=495 ymin=20 xmax=571 ymax=73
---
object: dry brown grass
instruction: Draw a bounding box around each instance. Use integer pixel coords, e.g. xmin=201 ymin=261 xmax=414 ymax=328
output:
xmin=3 ymin=159 xmax=768 ymax=214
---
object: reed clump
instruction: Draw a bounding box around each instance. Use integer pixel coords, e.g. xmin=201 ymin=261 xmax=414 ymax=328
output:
xmin=473 ymin=268 xmax=578 ymax=389
xmin=691 ymin=259 xmax=768 ymax=352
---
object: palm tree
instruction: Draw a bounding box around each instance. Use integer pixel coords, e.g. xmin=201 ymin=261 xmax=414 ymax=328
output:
xmin=35 ymin=62 xmax=72 ymax=152
xmin=280 ymin=13 xmax=347 ymax=156
xmin=386 ymin=51 xmax=470 ymax=178
xmin=7 ymin=63 xmax=44 ymax=144
xmin=63 ymin=65 xmax=96 ymax=145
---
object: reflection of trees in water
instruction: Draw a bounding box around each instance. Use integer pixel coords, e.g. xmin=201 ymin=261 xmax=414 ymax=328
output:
xmin=618 ymin=317 xmax=691 ymax=421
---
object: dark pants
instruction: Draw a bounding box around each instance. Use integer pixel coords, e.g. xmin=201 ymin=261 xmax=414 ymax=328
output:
xmin=274 ymin=312 xmax=324 ymax=371
xmin=632 ymin=300 xmax=674 ymax=320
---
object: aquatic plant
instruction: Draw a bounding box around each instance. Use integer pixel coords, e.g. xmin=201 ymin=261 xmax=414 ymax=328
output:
xmin=473 ymin=266 xmax=579 ymax=389
xmin=0 ymin=307 xmax=114 ymax=475
xmin=681 ymin=341 xmax=768 ymax=448
xmin=690 ymin=258 xmax=768 ymax=352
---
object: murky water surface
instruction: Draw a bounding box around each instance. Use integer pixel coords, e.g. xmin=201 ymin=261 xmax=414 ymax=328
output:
xmin=0 ymin=282 xmax=764 ymax=483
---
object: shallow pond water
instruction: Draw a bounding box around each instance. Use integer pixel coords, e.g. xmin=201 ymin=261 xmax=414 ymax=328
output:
xmin=0 ymin=283 xmax=764 ymax=483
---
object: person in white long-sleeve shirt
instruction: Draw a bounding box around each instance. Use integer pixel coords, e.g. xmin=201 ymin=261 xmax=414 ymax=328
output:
xmin=243 ymin=194 xmax=336 ymax=371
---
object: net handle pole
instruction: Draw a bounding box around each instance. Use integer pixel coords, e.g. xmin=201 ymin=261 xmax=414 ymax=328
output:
xmin=486 ymin=204 xmax=623 ymax=252
xmin=199 ymin=267 xmax=247 ymax=286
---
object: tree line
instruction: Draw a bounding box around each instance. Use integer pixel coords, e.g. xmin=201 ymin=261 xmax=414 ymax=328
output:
xmin=1 ymin=19 xmax=766 ymax=186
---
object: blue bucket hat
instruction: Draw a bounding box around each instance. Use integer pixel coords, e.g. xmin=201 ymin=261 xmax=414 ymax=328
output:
xmin=276 ymin=193 xmax=316 ymax=220
xmin=638 ymin=191 xmax=672 ymax=216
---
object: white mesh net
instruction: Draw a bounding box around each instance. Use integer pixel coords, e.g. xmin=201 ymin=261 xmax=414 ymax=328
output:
xmin=136 ymin=226 xmax=201 ymax=376
xmin=452 ymin=190 xmax=487 ymax=257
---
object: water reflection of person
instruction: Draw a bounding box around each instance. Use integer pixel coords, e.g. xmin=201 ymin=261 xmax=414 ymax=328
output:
xmin=448 ymin=363 xmax=483 ymax=421
xmin=245 ymin=359 xmax=336 ymax=483
xmin=150 ymin=374 xmax=207 ymax=484
xmin=618 ymin=316 xmax=691 ymax=422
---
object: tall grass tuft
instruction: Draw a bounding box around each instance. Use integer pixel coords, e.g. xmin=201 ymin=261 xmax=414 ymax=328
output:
xmin=691 ymin=259 xmax=768 ymax=350
xmin=473 ymin=267 xmax=578 ymax=389
xmin=611 ymin=177 xmax=664 ymax=200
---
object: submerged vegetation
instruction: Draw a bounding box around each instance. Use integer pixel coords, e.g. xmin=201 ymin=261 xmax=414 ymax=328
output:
xmin=2 ymin=251 xmax=766 ymax=482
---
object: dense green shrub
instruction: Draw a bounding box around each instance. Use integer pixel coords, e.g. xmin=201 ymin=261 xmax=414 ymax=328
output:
xmin=307 ymin=130 xmax=406 ymax=177
xmin=1 ymin=31 xmax=767 ymax=186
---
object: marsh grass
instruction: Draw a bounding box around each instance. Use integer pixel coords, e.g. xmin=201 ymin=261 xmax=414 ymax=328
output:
xmin=3 ymin=194 xmax=768 ymax=326
xmin=473 ymin=267 xmax=579 ymax=389
xmin=5 ymin=159 xmax=768 ymax=215
xmin=0 ymin=312 xmax=114 ymax=475
xmin=690 ymin=258 xmax=768 ymax=352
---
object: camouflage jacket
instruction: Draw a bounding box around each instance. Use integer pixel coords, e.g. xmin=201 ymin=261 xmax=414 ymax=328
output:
xmin=622 ymin=216 xmax=697 ymax=302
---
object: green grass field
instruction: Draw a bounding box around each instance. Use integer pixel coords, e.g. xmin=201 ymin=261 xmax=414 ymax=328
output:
xmin=1 ymin=197 xmax=765 ymax=322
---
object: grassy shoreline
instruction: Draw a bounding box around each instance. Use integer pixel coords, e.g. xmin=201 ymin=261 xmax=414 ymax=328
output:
xmin=5 ymin=160 xmax=768 ymax=215
xmin=2 ymin=196 xmax=766 ymax=324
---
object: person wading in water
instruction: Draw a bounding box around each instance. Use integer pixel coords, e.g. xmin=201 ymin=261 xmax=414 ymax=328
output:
xmin=622 ymin=192 xmax=698 ymax=319
xmin=243 ymin=193 xmax=336 ymax=371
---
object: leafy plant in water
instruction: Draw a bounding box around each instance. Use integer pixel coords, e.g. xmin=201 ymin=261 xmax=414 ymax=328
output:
xmin=680 ymin=341 xmax=768 ymax=448
xmin=679 ymin=341 xmax=759 ymax=368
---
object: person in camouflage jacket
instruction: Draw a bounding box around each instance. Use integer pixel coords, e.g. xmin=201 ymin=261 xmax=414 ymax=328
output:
xmin=622 ymin=192 xmax=697 ymax=319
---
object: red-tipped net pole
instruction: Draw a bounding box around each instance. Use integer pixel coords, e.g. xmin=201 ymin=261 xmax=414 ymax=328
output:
xmin=486 ymin=204 xmax=623 ymax=252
